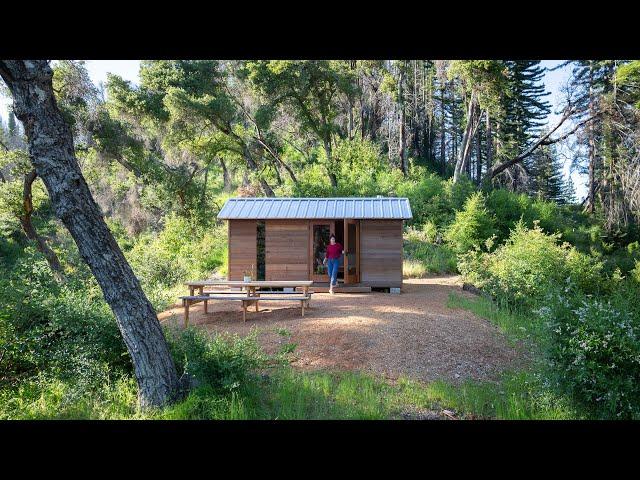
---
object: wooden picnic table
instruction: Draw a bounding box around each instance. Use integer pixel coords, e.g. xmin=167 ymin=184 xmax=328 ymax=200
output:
xmin=181 ymin=280 xmax=314 ymax=327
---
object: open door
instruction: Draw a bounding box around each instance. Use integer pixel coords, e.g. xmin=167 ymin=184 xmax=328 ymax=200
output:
xmin=343 ymin=219 xmax=359 ymax=284
xmin=309 ymin=221 xmax=335 ymax=282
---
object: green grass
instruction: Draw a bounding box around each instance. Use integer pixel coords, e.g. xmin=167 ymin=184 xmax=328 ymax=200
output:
xmin=0 ymin=364 xmax=581 ymax=420
xmin=403 ymin=243 xmax=458 ymax=276
xmin=446 ymin=293 xmax=548 ymax=348
xmin=1 ymin=291 xmax=581 ymax=421
xmin=442 ymin=292 xmax=581 ymax=419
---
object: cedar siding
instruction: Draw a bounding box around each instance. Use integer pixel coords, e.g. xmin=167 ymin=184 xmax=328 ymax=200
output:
xmin=265 ymin=220 xmax=309 ymax=281
xmin=360 ymin=220 xmax=403 ymax=287
xmin=228 ymin=220 xmax=257 ymax=281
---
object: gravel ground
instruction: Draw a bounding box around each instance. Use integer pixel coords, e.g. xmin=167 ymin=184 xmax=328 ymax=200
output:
xmin=159 ymin=276 xmax=525 ymax=384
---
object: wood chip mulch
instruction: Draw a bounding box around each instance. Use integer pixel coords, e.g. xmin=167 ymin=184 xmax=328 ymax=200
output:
xmin=159 ymin=276 xmax=526 ymax=384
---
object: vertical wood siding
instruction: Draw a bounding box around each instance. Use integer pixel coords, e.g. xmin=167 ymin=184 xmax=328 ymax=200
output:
xmin=360 ymin=220 xmax=403 ymax=287
xmin=228 ymin=220 xmax=257 ymax=280
xmin=265 ymin=220 xmax=309 ymax=281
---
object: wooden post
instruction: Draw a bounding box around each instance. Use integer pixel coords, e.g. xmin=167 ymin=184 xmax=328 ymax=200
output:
xmin=204 ymin=299 xmax=208 ymax=314
xmin=242 ymin=301 xmax=247 ymax=322
xmin=184 ymin=300 xmax=189 ymax=328
xmin=301 ymin=300 xmax=305 ymax=317
xmin=303 ymin=286 xmax=310 ymax=307
xmin=255 ymin=298 xmax=259 ymax=312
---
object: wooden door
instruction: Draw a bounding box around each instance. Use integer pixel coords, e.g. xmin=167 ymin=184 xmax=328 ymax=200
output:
xmin=309 ymin=221 xmax=334 ymax=282
xmin=344 ymin=219 xmax=360 ymax=284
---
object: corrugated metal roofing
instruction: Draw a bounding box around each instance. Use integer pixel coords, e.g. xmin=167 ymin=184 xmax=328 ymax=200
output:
xmin=217 ymin=197 xmax=412 ymax=220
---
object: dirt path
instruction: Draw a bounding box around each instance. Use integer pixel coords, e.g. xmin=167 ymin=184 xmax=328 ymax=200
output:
xmin=159 ymin=276 xmax=525 ymax=384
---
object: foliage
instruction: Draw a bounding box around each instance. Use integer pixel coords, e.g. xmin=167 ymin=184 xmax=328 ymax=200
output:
xmin=459 ymin=221 xmax=603 ymax=310
xmin=540 ymin=282 xmax=640 ymax=419
xmin=0 ymin=248 xmax=130 ymax=389
xmin=166 ymin=327 xmax=265 ymax=393
xmin=444 ymin=192 xmax=496 ymax=253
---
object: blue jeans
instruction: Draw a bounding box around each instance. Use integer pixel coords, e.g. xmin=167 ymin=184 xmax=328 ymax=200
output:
xmin=327 ymin=258 xmax=340 ymax=286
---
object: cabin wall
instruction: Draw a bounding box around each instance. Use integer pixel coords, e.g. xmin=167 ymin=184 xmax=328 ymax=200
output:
xmin=228 ymin=220 xmax=257 ymax=281
xmin=360 ymin=220 xmax=403 ymax=288
xmin=265 ymin=220 xmax=309 ymax=281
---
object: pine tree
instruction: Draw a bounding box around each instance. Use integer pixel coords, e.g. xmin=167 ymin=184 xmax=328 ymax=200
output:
xmin=563 ymin=173 xmax=577 ymax=205
xmin=528 ymin=143 xmax=567 ymax=203
xmin=497 ymin=61 xmax=551 ymax=190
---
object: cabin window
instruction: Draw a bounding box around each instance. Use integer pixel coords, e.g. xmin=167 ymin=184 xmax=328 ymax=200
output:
xmin=256 ymin=221 xmax=265 ymax=280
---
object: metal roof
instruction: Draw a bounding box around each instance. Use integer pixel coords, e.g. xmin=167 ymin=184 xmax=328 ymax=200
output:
xmin=217 ymin=197 xmax=412 ymax=220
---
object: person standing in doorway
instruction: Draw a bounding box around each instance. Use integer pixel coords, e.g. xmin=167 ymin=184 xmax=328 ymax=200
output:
xmin=323 ymin=234 xmax=344 ymax=294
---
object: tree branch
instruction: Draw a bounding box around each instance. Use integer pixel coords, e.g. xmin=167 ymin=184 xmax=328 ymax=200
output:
xmin=488 ymin=108 xmax=597 ymax=180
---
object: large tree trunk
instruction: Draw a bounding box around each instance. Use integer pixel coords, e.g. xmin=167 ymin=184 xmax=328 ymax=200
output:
xmin=439 ymin=82 xmax=446 ymax=175
xmin=398 ymin=65 xmax=408 ymax=176
xmin=476 ymin=118 xmax=482 ymax=184
xmin=220 ymin=158 xmax=232 ymax=192
xmin=586 ymin=61 xmax=597 ymax=214
xmin=486 ymin=112 xmax=493 ymax=173
xmin=453 ymin=92 xmax=480 ymax=183
xmin=0 ymin=60 xmax=181 ymax=408
xmin=323 ymin=139 xmax=338 ymax=188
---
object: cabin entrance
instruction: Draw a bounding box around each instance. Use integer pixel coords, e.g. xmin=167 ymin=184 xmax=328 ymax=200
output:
xmin=309 ymin=219 xmax=359 ymax=284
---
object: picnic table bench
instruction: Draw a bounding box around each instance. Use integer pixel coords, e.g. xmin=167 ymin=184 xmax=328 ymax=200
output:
xmin=181 ymin=280 xmax=314 ymax=327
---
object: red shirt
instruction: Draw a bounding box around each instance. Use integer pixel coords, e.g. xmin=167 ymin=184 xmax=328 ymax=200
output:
xmin=326 ymin=243 xmax=343 ymax=259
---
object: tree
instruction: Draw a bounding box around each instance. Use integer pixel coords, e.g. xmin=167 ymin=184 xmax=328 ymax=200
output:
xmin=245 ymin=60 xmax=358 ymax=187
xmin=0 ymin=60 xmax=181 ymax=408
xmin=528 ymin=143 xmax=567 ymax=203
xmin=448 ymin=60 xmax=507 ymax=183
xmin=0 ymin=146 xmax=65 ymax=281
xmin=497 ymin=61 xmax=551 ymax=190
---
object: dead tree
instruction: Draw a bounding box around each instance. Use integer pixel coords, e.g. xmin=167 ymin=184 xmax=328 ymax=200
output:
xmin=0 ymin=60 xmax=181 ymax=408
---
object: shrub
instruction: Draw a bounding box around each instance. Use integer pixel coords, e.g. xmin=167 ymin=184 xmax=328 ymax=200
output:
xmin=166 ymin=327 xmax=266 ymax=393
xmin=541 ymin=286 xmax=640 ymax=419
xmin=127 ymin=214 xmax=227 ymax=292
xmin=404 ymin=227 xmax=457 ymax=274
xmin=459 ymin=221 xmax=603 ymax=310
xmin=0 ymin=248 xmax=130 ymax=388
xmin=485 ymin=189 xmax=530 ymax=241
xmin=444 ymin=192 xmax=496 ymax=254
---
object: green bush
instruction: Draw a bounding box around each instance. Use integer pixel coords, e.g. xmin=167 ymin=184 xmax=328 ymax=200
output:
xmin=127 ymin=214 xmax=227 ymax=291
xmin=0 ymin=248 xmax=130 ymax=388
xmin=540 ymin=284 xmax=640 ymax=419
xmin=459 ymin=221 xmax=603 ymax=309
xmin=404 ymin=226 xmax=457 ymax=274
xmin=444 ymin=192 xmax=496 ymax=254
xmin=166 ymin=327 xmax=266 ymax=393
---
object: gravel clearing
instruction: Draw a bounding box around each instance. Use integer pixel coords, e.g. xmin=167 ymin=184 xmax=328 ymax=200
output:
xmin=159 ymin=276 xmax=526 ymax=384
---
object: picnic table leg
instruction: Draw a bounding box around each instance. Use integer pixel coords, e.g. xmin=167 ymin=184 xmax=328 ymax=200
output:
xmin=242 ymin=301 xmax=247 ymax=322
xmin=183 ymin=300 xmax=190 ymax=328
xmin=303 ymin=286 xmax=310 ymax=307
xmin=204 ymin=299 xmax=208 ymax=314
xmin=301 ymin=300 xmax=305 ymax=317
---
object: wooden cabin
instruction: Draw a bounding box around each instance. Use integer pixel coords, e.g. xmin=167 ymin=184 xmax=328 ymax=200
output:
xmin=217 ymin=197 xmax=413 ymax=291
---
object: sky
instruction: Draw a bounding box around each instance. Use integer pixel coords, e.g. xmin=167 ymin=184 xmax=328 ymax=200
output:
xmin=0 ymin=60 xmax=586 ymax=200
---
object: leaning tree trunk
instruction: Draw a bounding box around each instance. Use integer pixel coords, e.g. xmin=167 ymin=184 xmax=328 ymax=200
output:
xmin=20 ymin=169 xmax=66 ymax=282
xmin=0 ymin=60 xmax=181 ymax=408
